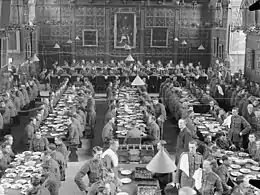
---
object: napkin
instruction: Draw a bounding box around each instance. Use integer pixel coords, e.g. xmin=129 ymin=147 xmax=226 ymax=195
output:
xmin=193 ymin=168 xmax=202 ymax=190
xmin=179 ymin=153 xmax=189 ymax=177
xmin=222 ymin=115 xmax=232 ymax=128
xmin=217 ymin=85 xmax=224 ymax=96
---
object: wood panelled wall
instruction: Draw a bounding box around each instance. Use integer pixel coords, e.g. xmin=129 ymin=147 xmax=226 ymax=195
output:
xmin=36 ymin=0 xmax=213 ymax=65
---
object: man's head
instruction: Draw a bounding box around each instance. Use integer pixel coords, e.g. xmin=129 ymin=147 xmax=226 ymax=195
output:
xmin=203 ymin=160 xmax=212 ymax=172
xmin=247 ymin=104 xmax=254 ymax=114
xmin=209 ymin=101 xmax=214 ymax=107
xmin=92 ymin=146 xmax=103 ymax=160
xmin=178 ymin=119 xmax=186 ymax=130
xmin=188 ymin=141 xmax=197 ymax=154
xmin=232 ymin=107 xmax=238 ymax=116
xmin=109 ymin=139 xmax=119 ymax=152
xmin=249 ymin=133 xmax=256 ymax=143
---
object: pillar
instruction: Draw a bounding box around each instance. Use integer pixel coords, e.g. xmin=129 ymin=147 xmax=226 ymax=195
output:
xmin=104 ymin=7 xmax=110 ymax=63
xmin=71 ymin=2 xmax=76 ymax=60
xmin=173 ymin=8 xmax=178 ymax=65
xmin=140 ymin=7 xmax=145 ymax=63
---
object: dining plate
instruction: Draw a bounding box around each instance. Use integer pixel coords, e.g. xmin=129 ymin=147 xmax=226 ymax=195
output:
xmin=11 ymin=184 xmax=22 ymax=189
xmin=120 ymin=178 xmax=132 ymax=184
xmin=5 ymin=168 xmax=15 ymax=173
xmin=225 ymin=151 xmax=234 ymax=155
xmin=238 ymin=152 xmax=249 ymax=157
xmin=33 ymin=152 xmax=42 ymax=156
xmin=230 ymin=171 xmax=242 ymax=177
xmin=240 ymin=168 xmax=251 ymax=174
xmin=116 ymin=192 xmax=129 ymax=195
xmin=24 ymin=161 xmax=36 ymax=166
xmin=6 ymin=173 xmax=17 ymax=178
xmin=121 ymin=170 xmax=132 ymax=175
xmin=15 ymin=179 xmax=27 ymax=184
xmin=230 ymin=164 xmax=241 ymax=169
xmin=251 ymin=166 xmax=260 ymax=171
xmin=1 ymin=178 xmax=13 ymax=183
xmin=1 ymin=183 xmax=10 ymax=188
xmin=20 ymin=173 xmax=31 ymax=178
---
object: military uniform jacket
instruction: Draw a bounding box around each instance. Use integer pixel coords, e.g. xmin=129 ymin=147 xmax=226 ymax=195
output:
xmin=200 ymin=171 xmax=223 ymax=195
xmin=228 ymin=115 xmax=251 ymax=143
xmin=175 ymin=127 xmax=192 ymax=165
xmin=175 ymin=152 xmax=203 ymax=188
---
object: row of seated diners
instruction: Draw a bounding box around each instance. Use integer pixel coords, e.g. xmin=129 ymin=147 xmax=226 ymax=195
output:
xmin=0 ymin=77 xmax=42 ymax=139
xmin=24 ymin=78 xmax=95 ymax=159
xmin=0 ymin=79 xmax=95 ymax=194
xmin=160 ymin=78 xmax=260 ymax=194
xmin=43 ymin=68 xmax=171 ymax=94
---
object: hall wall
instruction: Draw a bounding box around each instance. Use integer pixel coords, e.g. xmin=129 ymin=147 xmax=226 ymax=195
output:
xmin=36 ymin=0 xmax=213 ymax=67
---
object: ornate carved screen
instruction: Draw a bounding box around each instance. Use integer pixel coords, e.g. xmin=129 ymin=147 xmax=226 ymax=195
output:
xmin=150 ymin=27 xmax=169 ymax=48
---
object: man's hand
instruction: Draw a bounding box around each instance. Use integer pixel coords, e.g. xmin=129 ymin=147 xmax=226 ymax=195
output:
xmin=175 ymin=183 xmax=180 ymax=189
xmin=239 ymin=132 xmax=242 ymax=136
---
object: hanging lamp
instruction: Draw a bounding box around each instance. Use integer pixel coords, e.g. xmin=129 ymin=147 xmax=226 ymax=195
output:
xmin=67 ymin=39 xmax=72 ymax=44
xmin=198 ymin=44 xmax=205 ymax=50
xmin=181 ymin=40 xmax=187 ymax=45
xmin=75 ymin=36 xmax=80 ymax=40
xmin=31 ymin=54 xmax=40 ymax=62
xmin=174 ymin=37 xmax=179 ymax=41
xmin=54 ymin=43 xmax=60 ymax=48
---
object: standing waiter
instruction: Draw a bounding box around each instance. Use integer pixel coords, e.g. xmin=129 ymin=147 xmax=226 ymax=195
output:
xmin=152 ymin=98 xmax=166 ymax=139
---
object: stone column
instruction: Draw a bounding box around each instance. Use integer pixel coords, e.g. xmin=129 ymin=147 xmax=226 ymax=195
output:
xmin=104 ymin=7 xmax=110 ymax=63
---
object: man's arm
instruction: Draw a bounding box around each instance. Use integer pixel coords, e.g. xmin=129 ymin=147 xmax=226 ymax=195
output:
xmin=103 ymin=155 xmax=113 ymax=170
xmin=74 ymin=162 xmax=90 ymax=191
xmin=215 ymin=175 xmax=224 ymax=195
xmin=240 ymin=116 xmax=251 ymax=135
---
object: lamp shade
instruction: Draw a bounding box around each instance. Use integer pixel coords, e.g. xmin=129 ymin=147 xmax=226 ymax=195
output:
xmin=75 ymin=36 xmax=80 ymax=40
xmin=125 ymin=54 xmax=135 ymax=62
xmin=174 ymin=37 xmax=179 ymax=41
xmin=31 ymin=54 xmax=39 ymax=62
xmin=54 ymin=43 xmax=60 ymax=49
xmin=181 ymin=40 xmax=187 ymax=45
xmin=146 ymin=148 xmax=176 ymax=173
xmin=67 ymin=39 xmax=72 ymax=44
xmin=124 ymin=44 xmax=131 ymax=50
xmin=131 ymin=75 xmax=145 ymax=86
xmin=198 ymin=44 xmax=205 ymax=50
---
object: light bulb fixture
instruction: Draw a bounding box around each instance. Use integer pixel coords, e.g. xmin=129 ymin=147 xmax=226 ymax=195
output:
xmin=54 ymin=43 xmax=60 ymax=48
xmin=174 ymin=37 xmax=179 ymax=41
xmin=198 ymin=44 xmax=205 ymax=50
xmin=75 ymin=36 xmax=80 ymax=40
xmin=181 ymin=40 xmax=187 ymax=45
xmin=67 ymin=39 xmax=72 ymax=44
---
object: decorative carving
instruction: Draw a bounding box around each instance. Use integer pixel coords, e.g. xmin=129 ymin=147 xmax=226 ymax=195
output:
xmin=75 ymin=7 xmax=85 ymax=16
xmin=145 ymin=17 xmax=153 ymax=27
xmin=155 ymin=17 xmax=166 ymax=26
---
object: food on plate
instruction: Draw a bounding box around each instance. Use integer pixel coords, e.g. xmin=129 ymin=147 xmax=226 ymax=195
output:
xmin=251 ymin=166 xmax=260 ymax=171
xmin=22 ymin=151 xmax=32 ymax=156
xmin=230 ymin=164 xmax=241 ymax=169
xmin=1 ymin=183 xmax=10 ymax=188
xmin=120 ymin=178 xmax=132 ymax=184
xmin=24 ymin=161 xmax=36 ymax=166
xmin=120 ymin=170 xmax=132 ymax=175
xmin=11 ymin=183 xmax=22 ymax=189
xmin=1 ymin=178 xmax=13 ymax=183
xmin=230 ymin=171 xmax=242 ymax=177
xmin=5 ymin=168 xmax=15 ymax=173
xmin=225 ymin=151 xmax=234 ymax=155
xmin=20 ymin=172 xmax=31 ymax=178
xmin=134 ymin=167 xmax=153 ymax=180
xmin=137 ymin=185 xmax=157 ymax=195
xmin=15 ymin=179 xmax=27 ymax=184
xmin=238 ymin=152 xmax=249 ymax=157
xmin=240 ymin=168 xmax=251 ymax=174
xmin=6 ymin=173 xmax=17 ymax=178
